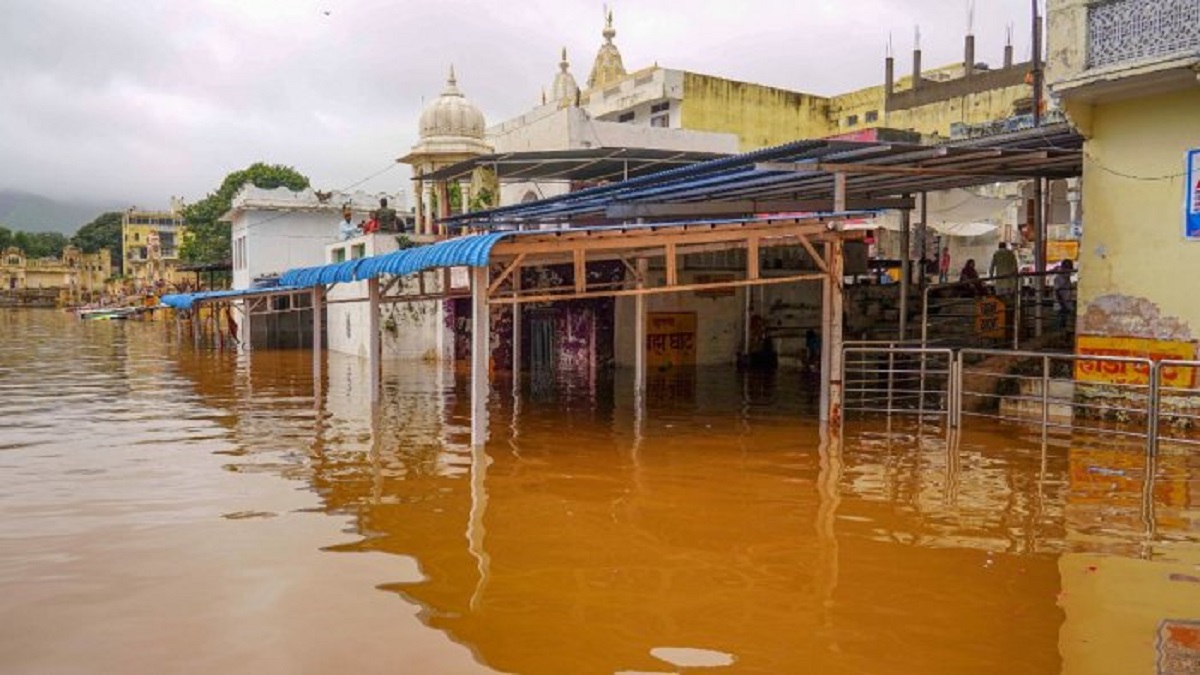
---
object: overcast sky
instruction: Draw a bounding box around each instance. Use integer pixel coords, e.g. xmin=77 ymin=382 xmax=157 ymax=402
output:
xmin=1 ymin=0 xmax=1041 ymax=209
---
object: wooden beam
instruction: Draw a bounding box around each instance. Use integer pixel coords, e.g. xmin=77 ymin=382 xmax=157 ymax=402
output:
xmin=573 ymin=249 xmax=587 ymax=293
xmin=489 ymin=272 xmax=825 ymax=305
xmin=747 ymin=236 xmax=760 ymax=281
xmin=606 ymin=197 xmax=915 ymax=218
xmin=489 ymin=221 xmax=831 ymax=256
xmin=488 ymin=253 xmax=526 ymax=295
xmin=797 ymin=233 xmax=829 ymax=275
xmin=664 ymin=242 xmax=677 ymax=287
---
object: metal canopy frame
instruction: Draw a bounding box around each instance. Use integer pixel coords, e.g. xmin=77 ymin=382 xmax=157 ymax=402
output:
xmin=443 ymin=125 xmax=1082 ymax=226
xmin=418 ymin=147 xmax=730 ymax=184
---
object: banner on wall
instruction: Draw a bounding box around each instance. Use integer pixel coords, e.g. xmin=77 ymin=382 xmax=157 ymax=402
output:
xmin=1187 ymin=148 xmax=1200 ymax=240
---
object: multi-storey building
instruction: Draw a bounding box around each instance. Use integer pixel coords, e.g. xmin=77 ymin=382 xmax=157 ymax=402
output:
xmin=121 ymin=199 xmax=186 ymax=287
xmin=1 ymin=244 xmax=113 ymax=304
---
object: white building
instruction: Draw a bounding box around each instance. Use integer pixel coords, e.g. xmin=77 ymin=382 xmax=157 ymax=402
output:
xmin=228 ymin=185 xmax=406 ymax=290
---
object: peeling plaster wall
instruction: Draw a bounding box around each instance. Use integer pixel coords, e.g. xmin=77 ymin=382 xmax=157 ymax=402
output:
xmin=1075 ymin=88 xmax=1200 ymax=339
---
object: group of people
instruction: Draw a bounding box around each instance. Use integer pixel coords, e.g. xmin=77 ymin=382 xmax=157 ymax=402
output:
xmin=947 ymin=241 xmax=1076 ymax=327
xmin=339 ymin=198 xmax=400 ymax=241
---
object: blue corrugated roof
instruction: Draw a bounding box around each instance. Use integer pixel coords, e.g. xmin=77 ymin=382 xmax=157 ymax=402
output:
xmin=160 ymin=285 xmax=309 ymax=311
xmin=277 ymin=231 xmax=516 ymax=288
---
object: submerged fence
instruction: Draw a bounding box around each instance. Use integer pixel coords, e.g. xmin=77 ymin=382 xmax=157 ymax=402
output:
xmin=842 ymin=344 xmax=1200 ymax=453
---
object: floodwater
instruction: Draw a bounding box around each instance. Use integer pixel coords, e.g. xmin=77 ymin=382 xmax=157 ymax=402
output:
xmin=2 ymin=310 xmax=1198 ymax=674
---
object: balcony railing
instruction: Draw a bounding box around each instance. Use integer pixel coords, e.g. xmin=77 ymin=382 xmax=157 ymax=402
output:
xmin=1087 ymin=0 xmax=1200 ymax=69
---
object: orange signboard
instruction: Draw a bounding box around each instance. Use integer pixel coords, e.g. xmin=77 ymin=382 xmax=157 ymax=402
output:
xmin=975 ymin=297 xmax=1006 ymax=339
xmin=646 ymin=312 xmax=696 ymax=369
xmin=1074 ymin=335 xmax=1197 ymax=388
xmin=1046 ymin=240 xmax=1079 ymax=263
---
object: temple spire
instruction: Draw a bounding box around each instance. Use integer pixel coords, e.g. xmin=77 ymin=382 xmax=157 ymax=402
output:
xmin=587 ymin=7 xmax=626 ymax=89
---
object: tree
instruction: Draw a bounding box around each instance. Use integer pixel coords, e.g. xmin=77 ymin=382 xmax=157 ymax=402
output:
xmin=180 ymin=162 xmax=311 ymax=264
xmin=12 ymin=231 xmax=68 ymax=259
xmin=72 ymin=211 xmax=124 ymax=270
xmin=0 ymin=225 xmax=11 ymax=251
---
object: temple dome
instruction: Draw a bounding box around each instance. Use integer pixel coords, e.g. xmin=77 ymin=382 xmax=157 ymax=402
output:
xmin=419 ymin=66 xmax=486 ymax=141
xmin=587 ymin=10 xmax=627 ymax=89
xmin=550 ymin=48 xmax=580 ymax=107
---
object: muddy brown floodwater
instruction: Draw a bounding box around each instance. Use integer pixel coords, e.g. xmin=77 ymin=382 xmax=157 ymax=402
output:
xmin=2 ymin=309 xmax=1198 ymax=674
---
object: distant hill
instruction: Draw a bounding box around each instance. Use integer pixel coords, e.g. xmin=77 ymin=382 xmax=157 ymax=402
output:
xmin=0 ymin=189 xmax=128 ymax=235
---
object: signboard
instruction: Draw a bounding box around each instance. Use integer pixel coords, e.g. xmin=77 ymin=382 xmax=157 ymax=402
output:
xmin=1075 ymin=335 xmax=1197 ymax=388
xmin=975 ymin=297 xmax=1006 ymax=339
xmin=646 ymin=312 xmax=696 ymax=369
xmin=1046 ymin=240 xmax=1079 ymax=264
xmin=1187 ymin=148 xmax=1200 ymax=240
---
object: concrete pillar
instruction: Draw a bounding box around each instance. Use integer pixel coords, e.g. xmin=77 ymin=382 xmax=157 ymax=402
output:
xmin=512 ymin=299 xmax=522 ymax=398
xmin=964 ymin=34 xmax=976 ymax=77
xmin=820 ymin=239 xmax=846 ymax=426
xmin=368 ymin=277 xmax=381 ymax=403
xmin=899 ymin=205 xmax=911 ymax=341
xmin=414 ymin=176 xmax=425 ymax=235
xmin=634 ymin=257 xmax=648 ymax=401
xmin=884 ymin=56 xmax=894 ymax=96
xmin=470 ymin=265 xmax=490 ymax=446
xmin=912 ymin=49 xmax=922 ymax=90
xmin=311 ymin=286 xmax=323 ymax=380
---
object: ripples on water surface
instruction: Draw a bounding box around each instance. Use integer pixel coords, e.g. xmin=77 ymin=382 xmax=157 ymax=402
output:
xmin=1 ymin=309 xmax=1197 ymax=674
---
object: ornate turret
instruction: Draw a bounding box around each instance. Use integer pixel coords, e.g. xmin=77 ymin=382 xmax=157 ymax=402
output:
xmin=550 ymin=47 xmax=581 ymax=108
xmin=418 ymin=65 xmax=487 ymax=141
xmin=587 ymin=9 xmax=626 ymax=89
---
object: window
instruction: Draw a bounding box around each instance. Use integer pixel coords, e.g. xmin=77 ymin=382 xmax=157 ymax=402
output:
xmin=865 ymin=110 xmax=879 ymax=123
xmin=351 ymin=244 xmax=366 ymax=260
xmin=846 ymin=114 xmax=859 ymax=127
xmin=650 ymin=101 xmax=669 ymax=127
xmin=134 ymin=232 xmax=140 ymax=242
xmin=617 ymin=111 xmax=635 ymax=123
xmin=332 ymin=247 xmax=346 ymax=263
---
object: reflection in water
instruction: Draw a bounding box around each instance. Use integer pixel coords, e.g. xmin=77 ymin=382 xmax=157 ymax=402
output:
xmin=2 ymin=310 xmax=1198 ymax=673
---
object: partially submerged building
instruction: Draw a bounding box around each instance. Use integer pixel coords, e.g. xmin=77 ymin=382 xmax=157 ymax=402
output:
xmin=1047 ymin=0 xmax=1200 ymax=364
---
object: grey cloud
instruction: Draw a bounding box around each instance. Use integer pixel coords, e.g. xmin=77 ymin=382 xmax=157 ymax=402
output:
xmin=0 ymin=0 xmax=1038 ymax=208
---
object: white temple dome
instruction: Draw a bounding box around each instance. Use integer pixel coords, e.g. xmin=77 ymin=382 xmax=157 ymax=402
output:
xmin=418 ymin=66 xmax=486 ymax=141
xmin=550 ymin=47 xmax=580 ymax=108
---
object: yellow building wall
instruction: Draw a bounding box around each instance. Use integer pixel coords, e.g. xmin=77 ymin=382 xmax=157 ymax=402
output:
xmin=679 ymin=72 xmax=834 ymax=151
xmin=1073 ymin=88 xmax=1200 ymax=341
xmin=888 ymin=84 xmax=1029 ymax=137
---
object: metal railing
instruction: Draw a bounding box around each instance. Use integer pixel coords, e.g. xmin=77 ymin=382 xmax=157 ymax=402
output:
xmin=843 ymin=343 xmax=1200 ymax=454
xmin=921 ymin=271 xmax=1076 ymax=350
xmin=842 ymin=342 xmax=954 ymax=420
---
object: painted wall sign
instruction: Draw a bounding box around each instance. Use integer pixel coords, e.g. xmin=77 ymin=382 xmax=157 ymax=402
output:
xmin=1187 ymin=148 xmax=1200 ymax=240
xmin=646 ymin=312 xmax=696 ymax=369
xmin=1074 ymin=335 xmax=1197 ymax=388
xmin=975 ymin=297 xmax=1006 ymax=339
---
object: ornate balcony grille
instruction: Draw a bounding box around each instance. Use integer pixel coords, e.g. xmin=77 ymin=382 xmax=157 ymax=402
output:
xmin=1087 ymin=0 xmax=1200 ymax=69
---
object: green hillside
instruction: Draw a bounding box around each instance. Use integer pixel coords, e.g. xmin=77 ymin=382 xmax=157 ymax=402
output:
xmin=0 ymin=189 xmax=127 ymax=235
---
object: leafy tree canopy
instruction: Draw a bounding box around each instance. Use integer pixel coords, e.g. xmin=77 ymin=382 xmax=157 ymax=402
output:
xmin=11 ymin=230 xmax=68 ymax=259
xmin=0 ymin=224 xmax=11 ymax=251
xmin=180 ymin=162 xmax=311 ymax=264
xmin=71 ymin=211 xmax=124 ymax=269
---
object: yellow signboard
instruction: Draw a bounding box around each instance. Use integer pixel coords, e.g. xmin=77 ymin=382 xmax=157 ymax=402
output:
xmin=646 ymin=312 xmax=696 ymax=369
xmin=1046 ymin=240 xmax=1079 ymax=264
xmin=975 ymin=297 xmax=1006 ymax=339
xmin=1075 ymin=335 xmax=1197 ymax=388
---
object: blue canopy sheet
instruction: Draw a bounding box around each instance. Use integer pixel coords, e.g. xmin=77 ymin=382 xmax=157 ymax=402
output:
xmin=159 ymin=286 xmax=308 ymax=311
xmin=279 ymin=231 xmax=514 ymax=288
